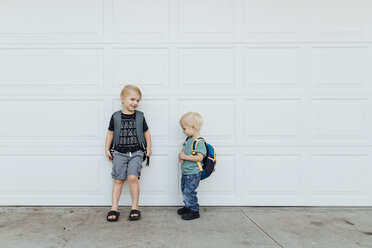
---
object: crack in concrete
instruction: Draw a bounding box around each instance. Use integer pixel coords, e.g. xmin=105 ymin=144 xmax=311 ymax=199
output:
xmin=239 ymin=208 xmax=284 ymax=248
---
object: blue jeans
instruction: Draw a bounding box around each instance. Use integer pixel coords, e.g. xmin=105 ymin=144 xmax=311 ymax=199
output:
xmin=181 ymin=172 xmax=201 ymax=212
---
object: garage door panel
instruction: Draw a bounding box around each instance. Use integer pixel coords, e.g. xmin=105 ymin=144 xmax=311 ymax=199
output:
xmin=310 ymin=47 xmax=368 ymax=88
xmin=0 ymin=155 xmax=103 ymax=194
xmin=244 ymin=47 xmax=302 ymax=88
xmin=310 ymin=155 xmax=368 ymax=196
xmin=179 ymin=48 xmax=236 ymax=88
xmin=244 ymin=99 xmax=302 ymax=139
xmin=113 ymin=0 xmax=169 ymax=40
xmin=113 ymin=47 xmax=169 ymax=89
xmin=0 ymin=100 xmax=104 ymax=139
xmin=310 ymin=99 xmax=368 ymax=139
xmin=311 ymin=0 xmax=366 ymax=34
xmin=0 ymin=0 xmax=103 ymax=39
xmin=244 ymin=0 xmax=300 ymax=37
xmin=245 ymin=155 xmax=302 ymax=196
xmin=178 ymin=0 xmax=235 ymax=40
xmin=0 ymin=48 xmax=104 ymax=88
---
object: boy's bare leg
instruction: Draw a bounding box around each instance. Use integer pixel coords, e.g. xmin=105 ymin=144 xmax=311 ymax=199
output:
xmin=127 ymin=175 xmax=140 ymax=217
xmin=109 ymin=179 xmax=125 ymax=220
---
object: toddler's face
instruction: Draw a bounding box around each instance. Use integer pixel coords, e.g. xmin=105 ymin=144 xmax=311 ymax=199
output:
xmin=121 ymin=89 xmax=141 ymax=113
xmin=180 ymin=121 xmax=194 ymax=137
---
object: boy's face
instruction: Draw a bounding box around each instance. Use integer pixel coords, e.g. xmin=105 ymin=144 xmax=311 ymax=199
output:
xmin=121 ymin=89 xmax=141 ymax=113
xmin=180 ymin=121 xmax=195 ymax=137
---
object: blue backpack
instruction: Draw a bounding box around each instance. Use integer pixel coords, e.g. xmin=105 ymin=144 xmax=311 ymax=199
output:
xmin=190 ymin=137 xmax=217 ymax=180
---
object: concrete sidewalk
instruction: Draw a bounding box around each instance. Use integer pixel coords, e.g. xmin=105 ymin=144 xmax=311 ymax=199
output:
xmin=1 ymin=207 xmax=371 ymax=248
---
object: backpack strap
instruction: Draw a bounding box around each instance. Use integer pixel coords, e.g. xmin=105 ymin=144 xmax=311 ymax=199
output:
xmin=135 ymin=110 xmax=147 ymax=150
xmin=191 ymin=137 xmax=204 ymax=171
xmin=134 ymin=110 xmax=149 ymax=166
xmin=191 ymin=137 xmax=204 ymax=155
xmin=112 ymin=110 xmax=122 ymax=149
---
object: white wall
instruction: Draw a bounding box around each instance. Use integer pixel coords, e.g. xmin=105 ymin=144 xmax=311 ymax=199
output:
xmin=0 ymin=0 xmax=371 ymax=206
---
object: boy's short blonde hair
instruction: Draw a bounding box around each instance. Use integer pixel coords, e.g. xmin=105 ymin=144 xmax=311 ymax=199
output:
xmin=120 ymin=85 xmax=142 ymax=100
xmin=180 ymin=112 xmax=203 ymax=131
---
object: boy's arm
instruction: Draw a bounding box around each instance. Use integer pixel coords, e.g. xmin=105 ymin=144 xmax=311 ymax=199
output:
xmin=179 ymin=152 xmax=203 ymax=162
xmin=179 ymin=147 xmax=185 ymax=164
xmin=105 ymin=130 xmax=114 ymax=161
xmin=179 ymin=140 xmax=206 ymax=162
xmin=144 ymin=129 xmax=152 ymax=157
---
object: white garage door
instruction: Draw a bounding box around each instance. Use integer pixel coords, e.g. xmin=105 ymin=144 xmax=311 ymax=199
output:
xmin=0 ymin=0 xmax=371 ymax=206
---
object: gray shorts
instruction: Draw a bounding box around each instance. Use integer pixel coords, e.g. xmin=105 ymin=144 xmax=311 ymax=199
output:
xmin=111 ymin=150 xmax=144 ymax=180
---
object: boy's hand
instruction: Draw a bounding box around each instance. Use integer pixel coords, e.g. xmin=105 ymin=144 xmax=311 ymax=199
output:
xmin=105 ymin=150 xmax=113 ymax=162
xmin=179 ymin=152 xmax=187 ymax=161
xmin=179 ymin=147 xmax=185 ymax=163
xmin=146 ymin=147 xmax=152 ymax=157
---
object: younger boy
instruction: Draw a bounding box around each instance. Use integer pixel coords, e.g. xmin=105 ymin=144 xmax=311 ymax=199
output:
xmin=105 ymin=85 xmax=152 ymax=222
xmin=178 ymin=112 xmax=206 ymax=220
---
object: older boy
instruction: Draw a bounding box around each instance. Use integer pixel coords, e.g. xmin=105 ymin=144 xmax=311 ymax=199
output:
xmin=105 ymin=85 xmax=151 ymax=221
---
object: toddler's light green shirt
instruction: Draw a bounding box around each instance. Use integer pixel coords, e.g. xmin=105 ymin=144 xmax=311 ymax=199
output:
xmin=181 ymin=137 xmax=207 ymax=175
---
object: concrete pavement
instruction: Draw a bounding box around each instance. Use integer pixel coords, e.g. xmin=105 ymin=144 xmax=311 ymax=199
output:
xmin=1 ymin=207 xmax=371 ymax=248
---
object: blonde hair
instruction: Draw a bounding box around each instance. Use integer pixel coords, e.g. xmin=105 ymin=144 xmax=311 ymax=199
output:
xmin=180 ymin=112 xmax=203 ymax=131
xmin=120 ymin=85 xmax=142 ymax=100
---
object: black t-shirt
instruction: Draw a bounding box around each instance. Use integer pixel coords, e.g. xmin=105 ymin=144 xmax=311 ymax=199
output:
xmin=108 ymin=112 xmax=149 ymax=153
